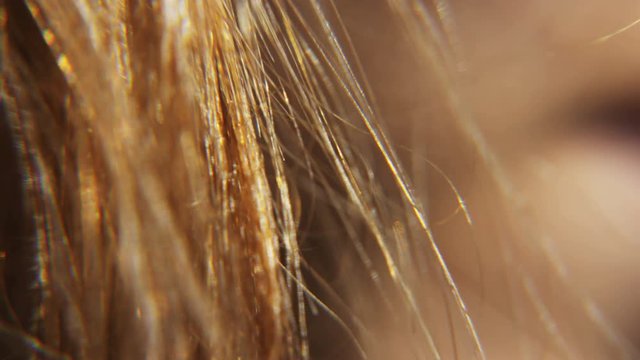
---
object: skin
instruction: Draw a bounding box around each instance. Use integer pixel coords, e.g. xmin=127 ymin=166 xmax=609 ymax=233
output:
xmin=455 ymin=2 xmax=640 ymax=357
xmin=339 ymin=1 xmax=640 ymax=358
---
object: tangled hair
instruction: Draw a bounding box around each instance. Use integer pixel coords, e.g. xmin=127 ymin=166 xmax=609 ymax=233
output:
xmin=2 ymin=1 xmax=471 ymax=358
xmin=3 ymin=0 xmax=636 ymax=359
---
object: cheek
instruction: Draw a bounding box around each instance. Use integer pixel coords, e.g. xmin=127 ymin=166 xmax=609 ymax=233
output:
xmin=562 ymin=137 xmax=640 ymax=235
xmin=527 ymin=133 xmax=640 ymax=240
xmin=511 ymin=134 xmax=640 ymax=342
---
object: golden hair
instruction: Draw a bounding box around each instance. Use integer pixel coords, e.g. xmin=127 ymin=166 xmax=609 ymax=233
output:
xmin=2 ymin=1 xmax=635 ymax=359
xmin=3 ymin=1 xmax=456 ymax=358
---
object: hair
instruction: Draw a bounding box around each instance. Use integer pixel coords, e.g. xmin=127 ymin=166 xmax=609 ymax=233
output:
xmin=1 ymin=1 xmax=636 ymax=359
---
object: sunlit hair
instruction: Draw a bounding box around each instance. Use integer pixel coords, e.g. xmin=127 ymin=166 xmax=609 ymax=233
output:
xmin=2 ymin=1 xmax=636 ymax=359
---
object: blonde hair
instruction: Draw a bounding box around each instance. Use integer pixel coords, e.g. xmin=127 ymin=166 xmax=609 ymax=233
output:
xmin=2 ymin=1 xmax=635 ymax=359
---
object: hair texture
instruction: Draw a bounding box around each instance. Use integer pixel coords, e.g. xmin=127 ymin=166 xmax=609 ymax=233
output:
xmin=2 ymin=1 xmax=479 ymax=358
xmin=3 ymin=0 xmax=637 ymax=359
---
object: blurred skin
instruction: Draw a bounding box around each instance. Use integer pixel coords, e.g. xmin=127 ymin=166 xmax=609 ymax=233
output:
xmin=456 ymin=1 xmax=640 ymax=356
xmin=341 ymin=1 xmax=640 ymax=358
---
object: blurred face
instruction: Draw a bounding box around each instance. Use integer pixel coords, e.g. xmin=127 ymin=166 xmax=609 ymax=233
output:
xmin=342 ymin=1 xmax=640 ymax=358
xmin=456 ymin=0 xmax=640 ymax=354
